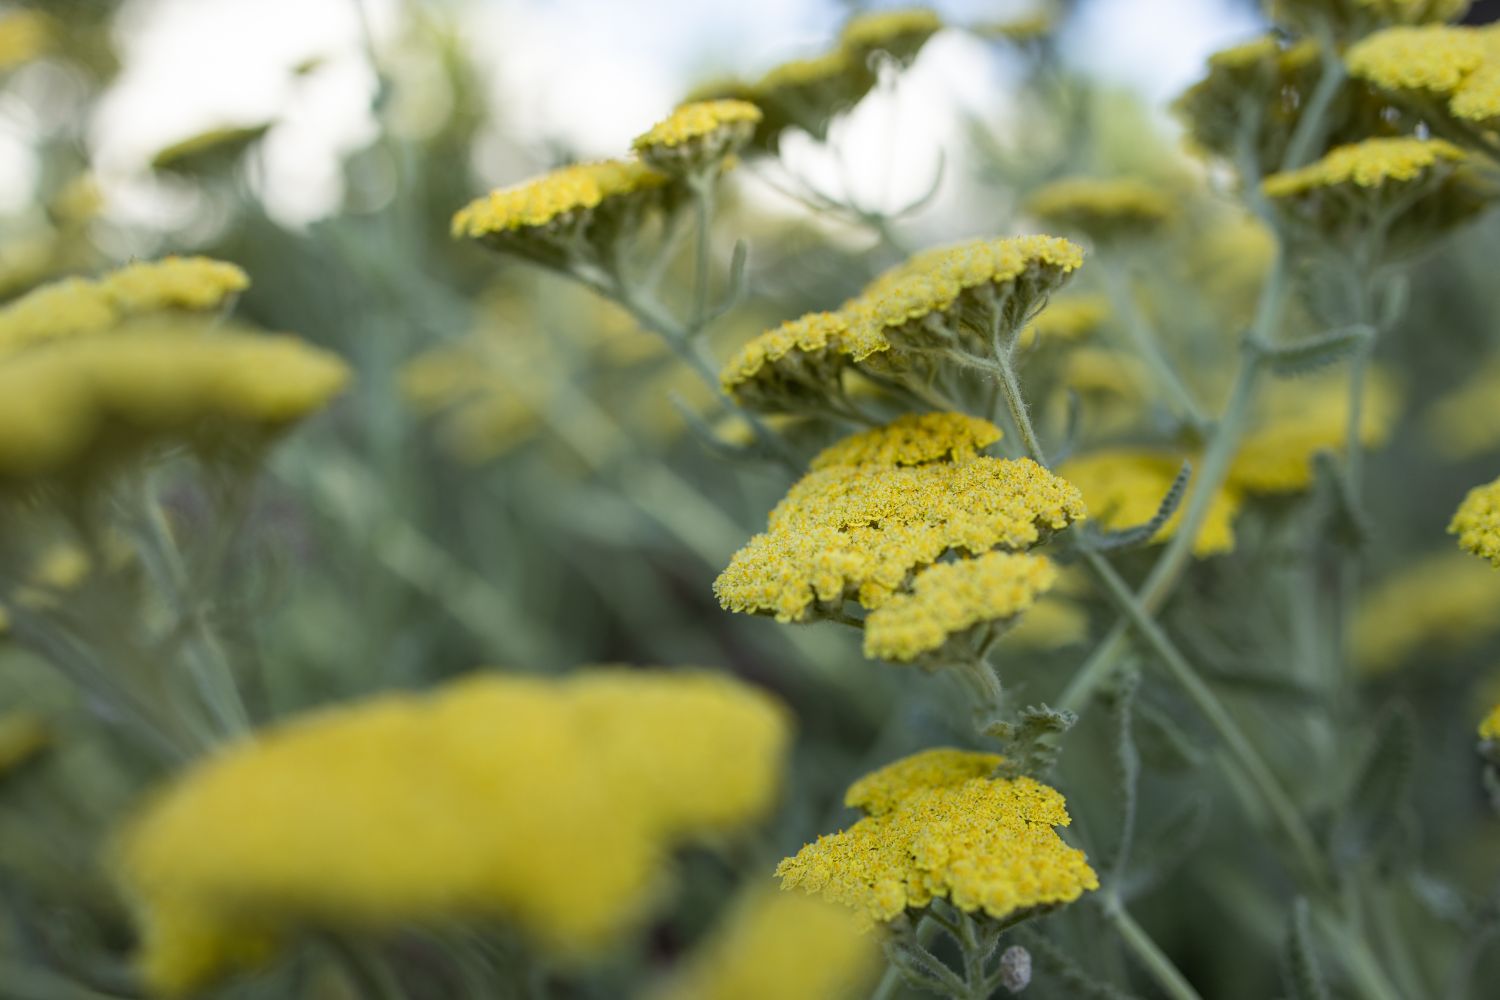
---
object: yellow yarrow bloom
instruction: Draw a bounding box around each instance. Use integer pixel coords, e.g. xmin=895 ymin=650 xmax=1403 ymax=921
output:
xmin=651 ymin=890 xmax=878 ymax=1000
xmin=719 ymin=310 xmax=889 ymax=409
xmin=862 ymin=551 xmax=1058 ymax=662
xmin=1270 ymin=0 xmax=1472 ymax=40
xmin=999 ymin=597 xmax=1089 ymax=650
xmin=113 ymin=669 xmax=791 ymax=996
xmin=1228 ymin=372 xmax=1398 ymax=494
xmin=1353 ymin=553 xmax=1500 ymax=673
xmin=1427 ymin=362 xmax=1500 ymax=458
xmin=1450 ymin=476 xmax=1500 ymax=568
xmin=1480 ymin=703 xmax=1500 ymax=742
xmin=1018 ymin=294 xmax=1109 ymax=348
xmin=776 ymin=748 xmax=1098 ymax=925
xmin=1059 ymin=450 xmax=1241 ymax=557
xmin=839 ymin=7 xmax=943 ymax=63
xmin=1349 ymin=24 xmax=1500 ymax=129
xmin=0 ymin=329 xmax=349 ymax=486
xmin=0 ymin=712 xmax=50 ymax=776
xmin=1262 ymin=137 xmax=1468 ymax=197
xmin=0 ymin=277 xmax=117 ymax=353
xmin=0 ymin=9 xmax=52 ymax=71
xmin=633 ymin=100 xmax=761 ymax=174
xmin=1027 ymin=177 xmax=1175 ymax=241
xmin=808 ymin=411 xmax=1001 ymax=470
xmin=1173 ymin=35 xmax=1321 ymax=170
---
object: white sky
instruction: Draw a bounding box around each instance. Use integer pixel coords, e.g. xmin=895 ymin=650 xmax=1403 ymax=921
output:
xmin=0 ymin=0 xmax=1264 ymax=226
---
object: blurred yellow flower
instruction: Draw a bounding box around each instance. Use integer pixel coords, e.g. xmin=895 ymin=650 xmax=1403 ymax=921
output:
xmin=1353 ymin=552 xmax=1500 ymax=673
xmin=838 ymin=7 xmax=943 ymax=64
xmin=633 ymin=99 xmax=761 ymax=174
xmin=0 ymin=9 xmax=53 ymax=71
xmin=1027 ymin=177 xmax=1174 ymax=241
xmin=1481 ymin=702 xmax=1500 ymax=742
xmin=1450 ymin=475 xmax=1500 ymax=567
xmin=1018 ymin=294 xmax=1109 ymax=348
xmin=776 ymin=748 xmax=1098 ymax=924
xmin=998 ymin=597 xmax=1089 ymax=650
xmin=862 ymin=551 xmax=1058 ymax=662
xmin=0 ymin=712 xmax=50 ymax=776
xmin=1271 ymin=0 xmax=1473 ymax=40
xmin=1425 ymin=362 xmax=1500 ymax=458
xmin=1060 ymin=449 xmax=1241 ymax=557
xmin=113 ymin=669 xmax=791 ymax=995
xmin=651 ymin=890 xmax=878 ymax=1000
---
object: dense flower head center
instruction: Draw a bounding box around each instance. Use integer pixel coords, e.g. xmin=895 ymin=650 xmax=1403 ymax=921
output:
xmin=1450 ymin=475 xmax=1500 ymax=567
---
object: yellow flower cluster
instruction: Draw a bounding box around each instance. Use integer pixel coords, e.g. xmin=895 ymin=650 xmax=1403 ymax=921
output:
xmin=1174 ymin=35 xmax=1321 ymax=170
xmin=0 ymin=712 xmax=49 ymax=776
xmin=452 ymin=159 xmax=669 ymax=242
xmin=1059 ymin=449 xmax=1241 ymax=556
xmin=999 ymin=597 xmax=1089 ymax=650
xmin=1026 ymin=177 xmax=1174 ymax=241
xmin=1426 ymin=362 xmax=1500 ymax=458
xmin=838 ymin=7 xmax=944 ymax=62
xmin=650 ymin=890 xmax=877 ymax=1000
xmin=1262 ymin=137 xmax=1468 ymax=198
xmin=113 ymin=669 xmax=791 ymax=996
xmin=1353 ymin=553 xmax=1500 ymax=673
xmin=715 ymin=414 xmax=1085 ymax=622
xmin=1350 ymin=23 xmax=1500 ymax=129
xmin=0 ymin=328 xmax=349 ymax=487
xmin=633 ymin=99 xmax=762 ymax=174
xmin=0 ymin=8 xmax=52 ymax=71
xmin=1480 ymin=702 xmax=1500 ymax=742
xmin=1271 ymin=0 xmax=1472 ymax=40
xmin=0 ymin=257 xmax=249 ymax=358
xmin=722 ymin=236 xmax=1084 ymax=409
xmin=1018 ymin=294 xmax=1109 ymax=347
xmin=862 ymin=551 xmax=1058 ymax=661
xmin=808 ymin=411 xmax=1001 ymax=470
xmin=776 ymin=748 xmax=1098 ymax=924
xmin=150 ymin=124 xmax=272 ymax=176
xmin=1450 ymin=475 xmax=1500 ymax=567
xmin=1227 ymin=372 xmax=1398 ymax=494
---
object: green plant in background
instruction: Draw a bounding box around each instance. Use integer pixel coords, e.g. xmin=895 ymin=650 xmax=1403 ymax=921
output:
xmin=7 ymin=0 xmax=1500 ymax=998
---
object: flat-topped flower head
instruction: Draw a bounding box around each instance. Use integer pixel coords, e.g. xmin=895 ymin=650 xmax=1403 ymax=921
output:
xmin=0 ymin=257 xmax=251 ymax=359
xmin=850 ymin=235 xmax=1084 ymax=358
xmin=1229 ymin=372 xmax=1398 ymax=494
xmin=632 ymin=100 xmax=762 ymax=174
xmin=1353 ymin=552 xmax=1500 ymax=673
xmin=650 ymin=890 xmax=877 ymax=1000
xmin=1450 ymin=476 xmax=1500 ymax=567
xmin=862 ymin=551 xmax=1058 ymax=662
xmin=1026 ymin=177 xmax=1175 ymax=242
xmin=1264 ymin=137 xmax=1468 ymax=196
xmin=1173 ymin=36 xmax=1323 ymax=172
xmin=1059 ymin=449 xmax=1241 ymax=557
xmin=0 ymin=327 xmax=350 ymax=489
xmin=719 ymin=310 xmax=889 ymax=411
xmin=1348 ymin=24 xmax=1500 ymax=132
xmin=452 ymin=159 xmax=672 ymax=268
xmin=1269 ymin=0 xmax=1471 ymax=40
xmin=809 ymin=412 xmax=1001 ymax=470
xmin=776 ymin=748 xmax=1098 ymax=925
xmin=839 ymin=7 xmax=943 ymax=67
xmin=715 ymin=456 xmax=1085 ymax=621
xmin=100 ymin=256 xmax=249 ymax=314
xmin=113 ymin=669 xmax=790 ymax=996
xmin=1480 ymin=702 xmax=1500 ymax=742
xmin=150 ymin=124 xmax=272 ymax=177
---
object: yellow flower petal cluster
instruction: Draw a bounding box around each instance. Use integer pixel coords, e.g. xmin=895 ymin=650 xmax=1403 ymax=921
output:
xmin=1270 ymin=0 xmax=1472 ymax=40
xmin=0 ymin=257 xmax=250 ymax=358
xmin=150 ymin=124 xmax=272 ymax=176
xmin=651 ymin=890 xmax=878 ymax=1000
xmin=1026 ymin=177 xmax=1174 ymax=241
xmin=1349 ymin=24 xmax=1500 ymax=129
xmin=715 ymin=424 xmax=1085 ymax=622
xmin=0 ymin=328 xmax=349 ymax=486
xmin=862 ymin=551 xmax=1058 ymax=662
xmin=719 ymin=310 xmax=889 ymax=406
xmin=1426 ymin=362 xmax=1500 ymax=458
xmin=1228 ymin=372 xmax=1398 ymax=494
xmin=0 ymin=8 xmax=52 ymax=71
xmin=0 ymin=712 xmax=50 ymax=776
xmin=1480 ymin=702 xmax=1500 ymax=742
xmin=1450 ymin=475 xmax=1500 ymax=567
xmin=633 ymin=100 xmax=762 ymax=174
xmin=1262 ymin=137 xmax=1468 ymax=198
xmin=808 ymin=411 xmax=1001 ymax=470
xmin=1173 ymin=35 xmax=1322 ymax=170
xmin=113 ymin=669 xmax=791 ymax=996
xmin=452 ymin=159 xmax=670 ymax=241
xmin=1060 ymin=449 xmax=1241 ymax=557
xmin=1018 ymin=294 xmax=1109 ymax=347
xmin=1353 ymin=553 xmax=1500 ymax=673
xmin=776 ymin=748 xmax=1098 ymax=924
xmin=838 ymin=7 xmax=943 ymax=63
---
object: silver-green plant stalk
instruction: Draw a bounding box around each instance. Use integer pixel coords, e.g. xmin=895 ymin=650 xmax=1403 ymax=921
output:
xmin=1100 ymin=261 xmax=1208 ymax=433
xmin=1100 ymin=893 xmax=1205 ymax=1000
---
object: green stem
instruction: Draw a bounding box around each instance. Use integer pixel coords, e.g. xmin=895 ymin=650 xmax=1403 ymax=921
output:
xmin=1280 ymin=44 xmax=1347 ymax=172
xmin=871 ymin=916 xmax=940 ymax=1000
xmin=1100 ymin=895 xmax=1204 ymax=1000
xmin=991 ymin=348 xmax=1046 ymax=465
xmin=1313 ymin=909 xmax=1407 ymax=1000
xmin=689 ymin=174 xmax=715 ymax=329
xmin=1081 ymin=549 xmax=1325 ymax=884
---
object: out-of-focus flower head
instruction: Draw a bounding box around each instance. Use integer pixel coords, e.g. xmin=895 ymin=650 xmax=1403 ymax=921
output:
xmin=1026 ymin=177 xmax=1175 ymax=243
xmin=1268 ymin=0 xmax=1471 ymax=43
xmin=632 ymin=100 xmax=762 ymax=176
xmin=1451 ymin=475 xmax=1500 ymax=568
xmin=1353 ymin=552 xmax=1500 ymax=673
xmin=1059 ymin=449 xmax=1241 ymax=557
xmin=1348 ymin=24 xmax=1500 ymax=143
